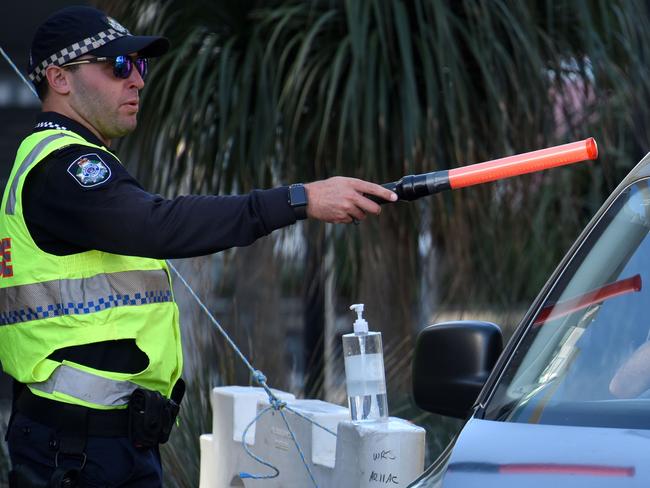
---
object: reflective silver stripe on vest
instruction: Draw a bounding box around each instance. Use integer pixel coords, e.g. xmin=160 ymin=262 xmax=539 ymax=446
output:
xmin=0 ymin=269 xmax=172 ymax=325
xmin=6 ymin=133 xmax=69 ymax=215
xmin=29 ymin=364 xmax=139 ymax=406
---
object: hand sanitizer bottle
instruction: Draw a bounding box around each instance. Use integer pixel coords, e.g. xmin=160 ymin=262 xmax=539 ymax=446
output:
xmin=342 ymin=304 xmax=388 ymax=422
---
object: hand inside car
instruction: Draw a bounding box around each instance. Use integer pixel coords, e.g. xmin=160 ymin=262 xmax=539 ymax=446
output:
xmin=609 ymin=341 xmax=650 ymax=398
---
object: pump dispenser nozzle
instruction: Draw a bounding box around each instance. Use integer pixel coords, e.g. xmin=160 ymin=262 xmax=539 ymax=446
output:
xmin=350 ymin=303 xmax=369 ymax=334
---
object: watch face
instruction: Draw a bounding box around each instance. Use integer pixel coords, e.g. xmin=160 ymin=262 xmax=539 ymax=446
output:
xmin=290 ymin=184 xmax=308 ymax=207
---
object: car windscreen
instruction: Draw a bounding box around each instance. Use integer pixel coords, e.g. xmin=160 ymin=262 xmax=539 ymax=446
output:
xmin=483 ymin=178 xmax=650 ymax=429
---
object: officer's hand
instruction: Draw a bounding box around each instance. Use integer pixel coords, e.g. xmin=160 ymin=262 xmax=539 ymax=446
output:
xmin=304 ymin=177 xmax=397 ymax=223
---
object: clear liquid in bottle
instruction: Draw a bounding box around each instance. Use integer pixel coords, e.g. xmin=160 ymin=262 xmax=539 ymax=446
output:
xmin=343 ymin=332 xmax=389 ymax=422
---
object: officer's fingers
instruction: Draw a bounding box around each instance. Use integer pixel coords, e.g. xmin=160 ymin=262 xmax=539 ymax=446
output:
xmin=331 ymin=198 xmax=365 ymax=223
xmin=351 ymin=179 xmax=398 ymax=203
xmin=347 ymin=204 xmax=367 ymax=222
xmin=352 ymin=194 xmax=382 ymax=216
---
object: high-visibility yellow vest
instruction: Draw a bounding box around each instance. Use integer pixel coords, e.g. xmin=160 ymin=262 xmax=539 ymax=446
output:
xmin=0 ymin=129 xmax=183 ymax=410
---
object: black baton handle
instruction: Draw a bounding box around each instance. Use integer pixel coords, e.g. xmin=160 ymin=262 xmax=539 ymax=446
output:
xmin=366 ymin=171 xmax=451 ymax=204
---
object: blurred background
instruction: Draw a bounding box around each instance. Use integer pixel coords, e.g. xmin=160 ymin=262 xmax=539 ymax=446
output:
xmin=2 ymin=1 xmax=650 ymax=486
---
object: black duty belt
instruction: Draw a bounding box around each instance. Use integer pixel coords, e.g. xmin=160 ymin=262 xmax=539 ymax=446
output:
xmin=15 ymin=388 xmax=129 ymax=437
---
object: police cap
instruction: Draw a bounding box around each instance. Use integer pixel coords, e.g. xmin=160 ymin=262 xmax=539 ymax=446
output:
xmin=28 ymin=6 xmax=170 ymax=85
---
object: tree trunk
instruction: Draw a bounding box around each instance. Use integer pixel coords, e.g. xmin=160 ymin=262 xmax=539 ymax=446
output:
xmin=303 ymin=220 xmax=326 ymax=398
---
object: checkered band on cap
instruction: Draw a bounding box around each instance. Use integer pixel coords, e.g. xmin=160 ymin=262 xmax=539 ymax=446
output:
xmin=29 ymin=28 xmax=126 ymax=84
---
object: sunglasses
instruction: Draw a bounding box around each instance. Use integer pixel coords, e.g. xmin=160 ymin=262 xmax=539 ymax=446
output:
xmin=60 ymin=55 xmax=148 ymax=80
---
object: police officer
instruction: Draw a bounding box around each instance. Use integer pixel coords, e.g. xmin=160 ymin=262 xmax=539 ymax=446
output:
xmin=1 ymin=6 xmax=396 ymax=487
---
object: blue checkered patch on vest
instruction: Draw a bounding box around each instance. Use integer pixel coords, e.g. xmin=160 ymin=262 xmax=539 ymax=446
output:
xmin=0 ymin=290 xmax=173 ymax=325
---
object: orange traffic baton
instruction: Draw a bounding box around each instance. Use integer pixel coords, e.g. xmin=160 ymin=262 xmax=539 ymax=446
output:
xmin=372 ymin=138 xmax=598 ymax=202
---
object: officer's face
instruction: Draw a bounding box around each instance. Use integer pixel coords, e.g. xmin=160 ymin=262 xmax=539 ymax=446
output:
xmin=66 ymin=54 xmax=145 ymax=144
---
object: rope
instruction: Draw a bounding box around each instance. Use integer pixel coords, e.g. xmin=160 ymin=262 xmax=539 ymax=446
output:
xmin=167 ymin=261 xmax=336 ymax=485
xmin=0 ymin=44 xmax=336 ymax=486
xmin=239 ymin=405 xmax=280 ymax=480
xmin=0 ymin=47 xmax=38 ymax=98
xmin=279 ymin=408 xmax=320 ymax=486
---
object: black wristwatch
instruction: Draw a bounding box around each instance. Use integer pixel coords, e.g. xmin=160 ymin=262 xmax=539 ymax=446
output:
xmin=288 ymin=183 xmax=308 ymax=220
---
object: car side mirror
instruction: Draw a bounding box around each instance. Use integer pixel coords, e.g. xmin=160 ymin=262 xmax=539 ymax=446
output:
xmin=412 ymin=320 xmax=503 ymax=418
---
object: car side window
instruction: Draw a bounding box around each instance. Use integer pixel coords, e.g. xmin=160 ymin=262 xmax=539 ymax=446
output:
xmin=484 ymin=179 xmax=650 ymax=429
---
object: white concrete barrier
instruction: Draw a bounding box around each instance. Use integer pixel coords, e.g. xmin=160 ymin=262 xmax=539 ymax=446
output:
xmin=200 ymin=386 xmax=425 ymax=488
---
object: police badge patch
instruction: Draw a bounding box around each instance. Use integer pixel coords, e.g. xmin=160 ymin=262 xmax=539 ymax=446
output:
xmin=67 ymin=154 xmax=112 ymax=188
xmin=106 ymin=16 xmax=130 ymax=35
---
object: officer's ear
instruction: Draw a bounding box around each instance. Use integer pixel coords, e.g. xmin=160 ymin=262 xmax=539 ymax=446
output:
xmin=44 ymin=65 xmax=72 ymax=96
